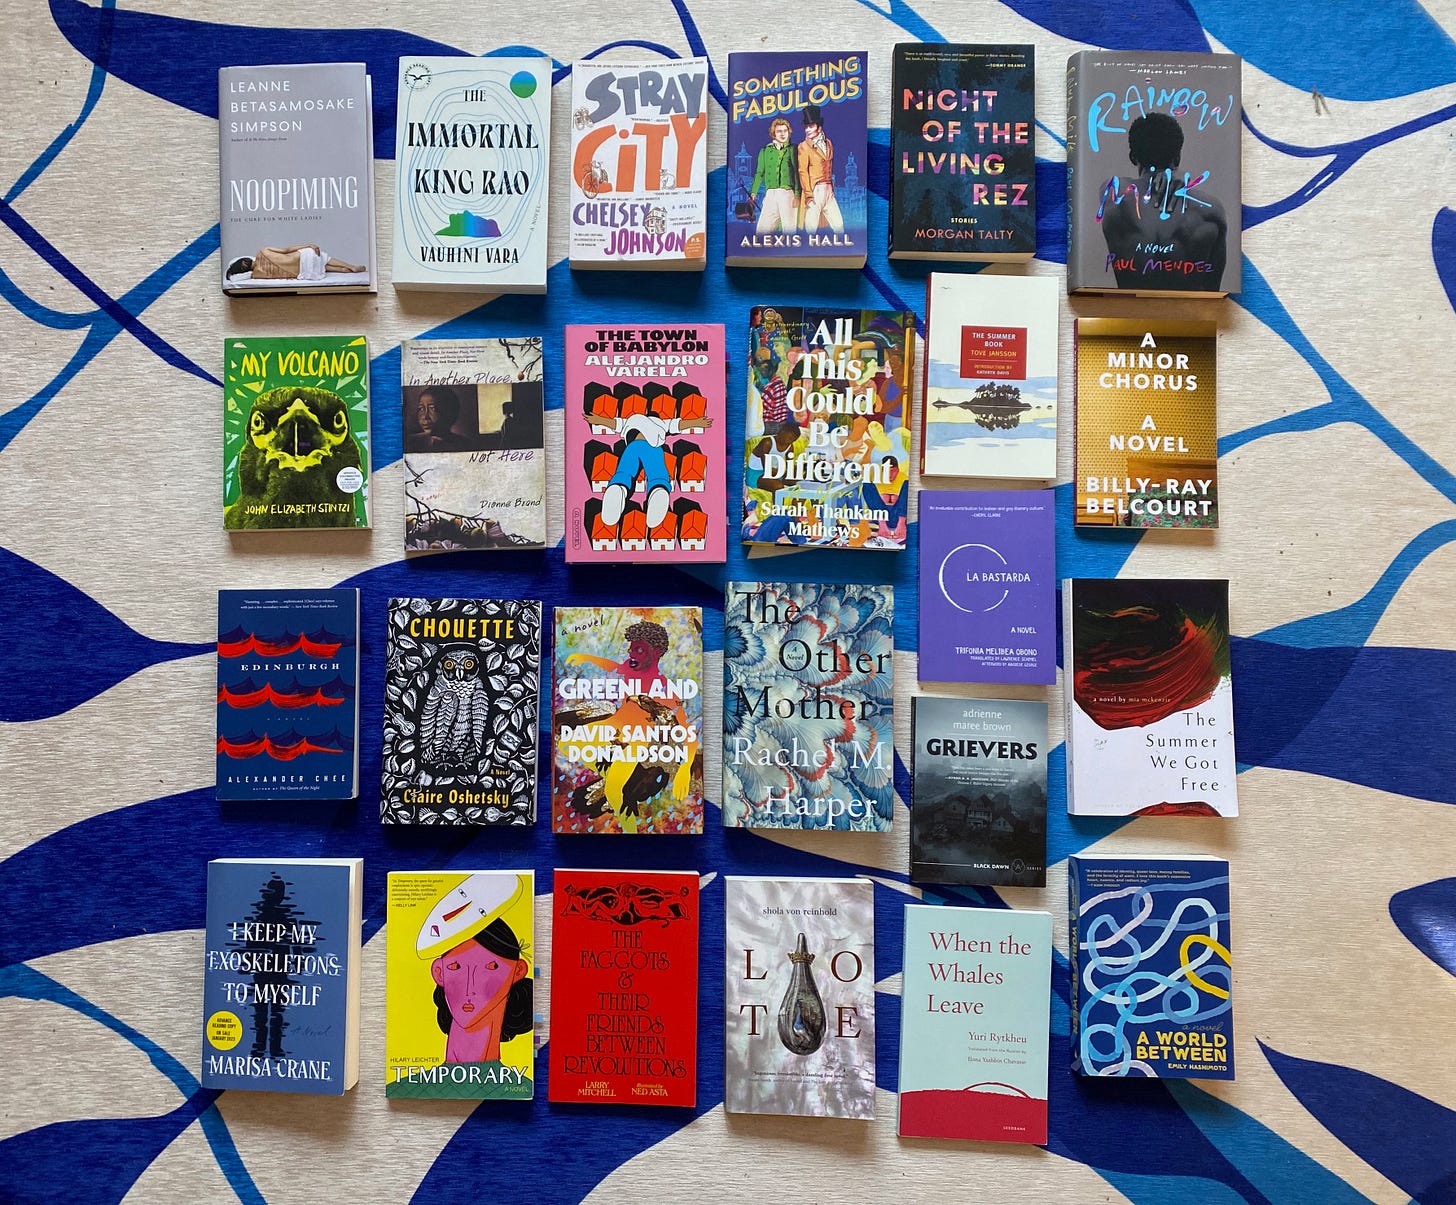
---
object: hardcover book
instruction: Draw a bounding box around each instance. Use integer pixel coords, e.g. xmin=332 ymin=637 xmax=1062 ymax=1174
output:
xmin=725 ymin=51 xmax=868 ymax=268
xmin=549 ymin=869 xmax=700 ymax=1105
xmin=202 ymin=858 xmax=363 ymax=1094
xmin=1066 ymin=51 xmax=1241 ymax=297
xmin=889 ymin=43 xmax=1036 ymax=261
xmin=722 ymin=581 xmax=893 ymax=831
xmin=563 ymin=324 xmax=726 ymax=562
xmin=742 ymin=306 xmax=915 ymax=550
xmin=552 ymin=606 xmax=704 ymax=834
xmin=222 ymin=335 xmax=371 ymax=531
xmin=385 ymin=870 xmax=535 ymax=1098
xmin=392 ymin=56 xmax=550 ymax=292
xmin=402 ymin=337 xmax=546 ymax=550
xmin=569 ymin=58 xmax=708 ymax=270
xmin=898 ymin=905 xmax=1052 ymax=1141
xmin=1070 ymin=855 xmax=1234 ymax=1079
xmin=380 ymin=598 xmax=542 ymax=825
xmin=1063 ymin=578 xmax=1237 ymax=817
xmin=219 ymin=63 xmax=376 ymax=295
xmin=724 ymin=876 xmax=875 ymax=1119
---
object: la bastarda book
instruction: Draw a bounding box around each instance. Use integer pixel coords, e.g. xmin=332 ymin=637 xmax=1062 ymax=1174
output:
xmin=549 ymin=869 xmax=700 ymax=1106
xmin=202 ymin=858 xmax=362 ymax=1094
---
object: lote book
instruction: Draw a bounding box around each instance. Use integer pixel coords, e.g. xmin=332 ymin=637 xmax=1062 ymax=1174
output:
xmin=1066 ymin=51 xmax=1241 ymax=297
xmin=202 ymin=858 xmax=363 ymax=1094
xmin=889 ymin=43 xmax=1036 ymax=261
xmin=216 ymin=588 xmax=360 ymax=801
xmin=549 ymin=869 xmax=700 ymax=1105
xmin=1070 ymin=855 xmax=1234 ymax=1079
xmin=392 ymin=56 xmax=550 ymax=292
xmin=569 ymin=57 xmax=708 ymax=270
xmin=1063 ymin=578 xmax=1237 ymax=817
xmin=402 ymin=337 xmax=546 ymax=551
xmin=219 ymin=63 xmax=376 ymax=295
xmin=380 ymin=598 xmax=542 ymax=825
xmin=724 ymin=876 xmax=875 ymax=1119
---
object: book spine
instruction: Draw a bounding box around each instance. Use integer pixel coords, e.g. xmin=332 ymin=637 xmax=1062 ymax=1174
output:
xmin=1065 ymin=54 xmax=1082 ymax=293
xmin=1068 ymin=858 xmax=1084 ymax=1072
xmin=1062 ymin=578 xmax=1078 ymax=813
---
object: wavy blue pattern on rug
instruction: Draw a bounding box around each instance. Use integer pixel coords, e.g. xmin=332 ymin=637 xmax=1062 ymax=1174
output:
xmin=998 ymin=0 xmax=1210 ymax=52
xmin=1434 ymin=207 xmax=1456 ymax=311
xmin=1389 ymin=879 xmax=1456 ymax=977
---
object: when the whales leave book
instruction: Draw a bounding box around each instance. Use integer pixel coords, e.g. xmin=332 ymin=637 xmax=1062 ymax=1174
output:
xmin=899 ymin=905 xmax=1051 ymax=1141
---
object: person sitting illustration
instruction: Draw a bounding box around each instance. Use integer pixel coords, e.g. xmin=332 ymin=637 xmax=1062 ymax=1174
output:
xmin=226 ymin=244 xmax=366 ymax=282
xmin=598 ymin=406 xmax=713 ymax=530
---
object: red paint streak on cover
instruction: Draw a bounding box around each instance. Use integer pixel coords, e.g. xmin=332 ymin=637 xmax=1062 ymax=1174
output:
xmin=899 ymin=1087 xmax=1047 ymax=1144
xmin=1133 ymin=801 xmax=1221 ymax=817
xmin=1074 ymin=613 xmax=1222 ymax=730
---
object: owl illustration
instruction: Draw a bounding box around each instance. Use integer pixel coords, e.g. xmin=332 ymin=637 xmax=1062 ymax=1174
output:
xmin=420 ymin=644 xmax=490 ymax=768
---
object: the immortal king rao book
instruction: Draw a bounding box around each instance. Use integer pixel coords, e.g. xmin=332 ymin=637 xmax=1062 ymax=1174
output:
xmin=742 ymin=306 xmax=914 ymax=550
xmin=569 ymin=58 xmax=708 ymax=270
xmin=890 ymin=43 xmax=1035 ymax=262
xmin=202 ymin=858 xmax=363 ymax=1094
xmin=1070 ymin=855 xmax=1234 ymax=1079
xmin=392 ymin=56 xmax=550 ymax=292
xmin=386 ymin=870 xmax=535 ymax=1099
xmin=722 ymin=582 xmax=893 ymax=832
xmin=1063 ymin=578 xmax=1237 ymax=817
xmin=899 ymin=905 xmax=1051 ymax=1141
xmin=223 ymin=335 xmax=371 ymax=531
xmin=380 ymin=598 xmax=542 ymax=825
xmin=724 ymin=876 xmax=875 ymax=1119
xmin=216 ymin=589 xmax=360 ymax=801
xmin=564 ymin=325 xmax=726 ymax=562
xmin=219 ymin=63 xmax=376 ymax=295
xmin=1066 ymin=51 xmax=1241 ymax=297
xmin=549 ymin=869 xmax=700 ymax=1105
xmin=402 ymin=337 xmax=546 ymax=550
xmin=1075 ymin=319 xmax=1218 ymax=529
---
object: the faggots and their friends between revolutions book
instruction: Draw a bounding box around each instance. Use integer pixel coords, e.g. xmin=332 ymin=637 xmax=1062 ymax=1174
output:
xmin=723 ymin=582 xmax=893 ymax=832
xmin=724 ymin=877 xmax=875 ymax=1119
xmin=1070 ymin=855 xmax=1234 ymax=1079
xmin=564 ymin=325 xmax=726 ymax=562
xmin=899 ymin=905 xmax=1052 ymax=1141
xmin=402 ymin=337 xmax=545 ymax=551
xmin=202 ymin=858 xmax=363 ymax=1094
xmin=393 ymin=57 xmax=550 ymax=292
xmin=223 ymin=336 xmax=372 ymax=531
xmin=743 ymin=307 xmax=914 ymax=550
xmin=890 ymin=43 xmax=1036 ymax=261
xmin=725 ymin=51 xmax=868 ymax=268
xmin=569 ymin=57 xmax=708 ymax=270
xmin=380 ymin=598 xmax=542 ymax=825
xmin=219 ymin=63 xmax=376 ymax=295
xmin=386 ymin=870 xmax=535 ymax=1098
xmin=1063 ymin=578 xmax=1237 ymax=817
xmin=216 ymin=589 xmax=360 ymax=801
xmin=1066 ymin=51 xmax=1241 ymax=297
xmin=549 ymin=869 xmax=700 ymax=1105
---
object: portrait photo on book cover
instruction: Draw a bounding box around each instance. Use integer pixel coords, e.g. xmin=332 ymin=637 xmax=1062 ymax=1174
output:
xmin=403 ymin=378 xmax=545 ymax=453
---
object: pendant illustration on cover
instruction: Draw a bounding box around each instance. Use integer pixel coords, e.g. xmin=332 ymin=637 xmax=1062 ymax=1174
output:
xmin=777 ymin=933 xmax=827 ymax=1054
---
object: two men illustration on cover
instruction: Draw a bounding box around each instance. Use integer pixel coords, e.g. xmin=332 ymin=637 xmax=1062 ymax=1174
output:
xmin=745 ymin=105 xmax=844 ymax=236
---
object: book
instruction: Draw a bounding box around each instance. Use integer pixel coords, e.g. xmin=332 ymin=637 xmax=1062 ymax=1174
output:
xmin=910 ymin=697 xmax=1047 ymax=887
xmin=552 ymin=606 xmax=704 ymax=834
xmin=921 ymin=272 xmax=1058 ymax=480
xmin=222 ymin=335 xmax=371 ymax=531
xmin=569 ymin=58 xmax=708 ymax=270
xmin=742 ymin=306 xmax=915 ymax=550
xmin=1063 ymin=578 xmax=1237 ymax=817
xmin=548 ymin=869 xmax=700 ymax=1105
xmin=898 ymin=905 xmax=1052 ymax=1141
xmin=201 ymin=858 xmax=363 ymax=1094
xmin=563 ymin=324 xmax=726 ymax=562
xmin=724 ymin=52 xmax=869 ymax=268
xmin=379 ymin=598 xmax=542 ymax=825
xmin=1069 ymin=855 xmax=1234 ymax=1079
xmin=724 ymin=876 xmax=875 ymax=1119
xmin=216 ymin=588 xmax=360 ymax=801
xmin=402 ymin=337 xmax=546 ymax=550
xmin=1066 ymin=51 xmax=1241 ymax=297
xmin=889 ymin=43 xmax=1036 ymax=261
xmin=917 ymin=490 xmax=1055 ymax=685
xmin=722 ymin=581 xmax=893 ymax=831
xmin=385 ymin=870 xmax=536 ymax=1098
xmin=392 ymin=56 xmax=551 ymax=292
xmin=218 ymin=63 xmax=376 ymax=295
